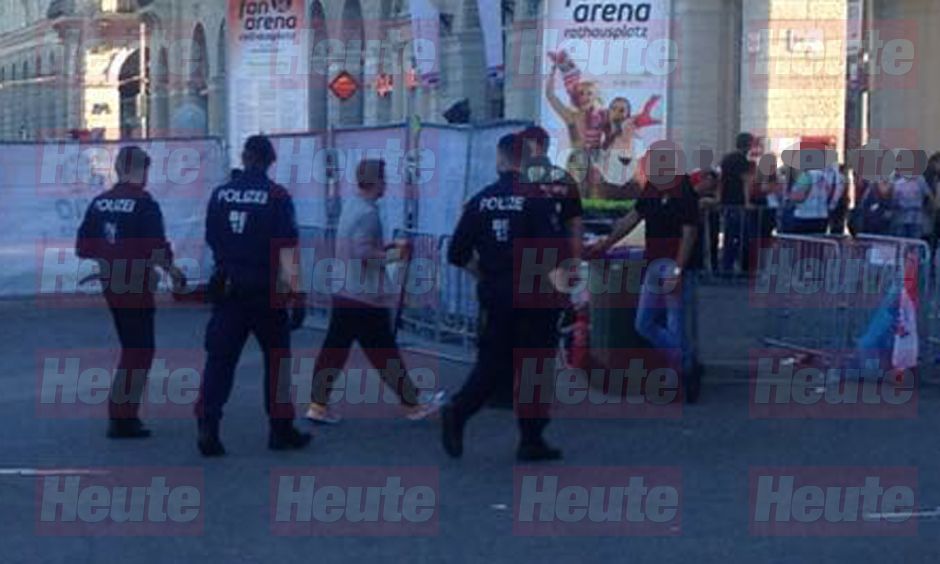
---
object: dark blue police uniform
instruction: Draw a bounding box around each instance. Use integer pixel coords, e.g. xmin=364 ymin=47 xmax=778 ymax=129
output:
xmin=76 ymin=182 xmax=173 ymax=422
xmin=196 ymin=168 xmax=299 ymax=429
xmin=447 ymin=170 xmax=567 ymax=450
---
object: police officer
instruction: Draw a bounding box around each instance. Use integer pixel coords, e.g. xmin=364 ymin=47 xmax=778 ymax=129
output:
xmin=196 ymin=135 xmax=311 ymax=457
xmin=76 ymin=146 xmax=186 ymax=439
xmin=442 ymin=133 xmax=566 ymax=462
xmin=519 ymin=125 xmax=583 ymax=260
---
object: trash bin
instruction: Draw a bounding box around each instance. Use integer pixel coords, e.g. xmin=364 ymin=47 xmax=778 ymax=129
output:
xmin=589 ymin=245 xmax=651 ymax=370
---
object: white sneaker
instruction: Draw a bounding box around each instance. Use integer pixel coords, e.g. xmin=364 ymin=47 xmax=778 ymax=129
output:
xmin=305 ymin=403 xmax=342 ymax=424
xmin=404 ymin=390 xmax=446 ymax=421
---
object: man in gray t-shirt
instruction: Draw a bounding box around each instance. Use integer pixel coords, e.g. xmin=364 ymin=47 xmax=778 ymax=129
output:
xmin=305 ymin=159 xmax=444 ymax=424
xmin=333 ymin=180 xmax=397 ymax=307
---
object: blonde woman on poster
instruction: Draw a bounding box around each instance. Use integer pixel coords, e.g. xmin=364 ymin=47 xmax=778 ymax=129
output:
xmin=544 ymin=50 xmax=662 ymax=197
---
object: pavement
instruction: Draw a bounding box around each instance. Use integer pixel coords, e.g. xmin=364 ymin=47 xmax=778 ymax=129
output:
xmin=1 ymin=292 xmax=940 ymax=563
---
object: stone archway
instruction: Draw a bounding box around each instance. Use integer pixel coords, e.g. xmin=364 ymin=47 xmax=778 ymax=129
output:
xmin=118 ymin=48 xmax=144 ymax=139
xmin=171 ymin=23 xmax=209 ymax=137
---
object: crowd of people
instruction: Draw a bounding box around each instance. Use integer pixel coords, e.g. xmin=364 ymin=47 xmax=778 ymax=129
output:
xmin=73 ymin=121 xmax=940 ymax=462
xmin=690 ymin=133 xmax=940 ymax=276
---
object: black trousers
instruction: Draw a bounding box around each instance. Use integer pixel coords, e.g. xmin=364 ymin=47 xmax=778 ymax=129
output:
xmin=450 ymin=306 xmax=560 ymax=446
xmin=107 ymin=304 xmax=155 ymax=420
xmin=310 ymin=297 xmax=419 ymax=406
xmin=197 ymin=296 xmax=295 ymax=425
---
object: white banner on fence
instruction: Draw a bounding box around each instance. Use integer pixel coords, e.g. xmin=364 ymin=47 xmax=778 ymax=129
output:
xmin=0 ymin=139 xmax=226 ymax=297
xmin=415 ymin=126 xmax=469 ymax=237
xmin=268 ymin=133 xmax=330 ymax=227
xmin=227 ymin=0 xmax=309 ymax=166
xmin=539 ymin=0 xmax=672 ymax=187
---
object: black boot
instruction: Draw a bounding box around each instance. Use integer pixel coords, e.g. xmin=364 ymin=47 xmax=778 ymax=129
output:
xmin=197 ymin=419 xmax=226 ymax=457
xmin=268 ymin=421 xmax=312 ymax=451
xmin=107 ymin=418 xmax=151 ymax=439
xmin=516 ymin=440 xmax=563 ymax=462
xmin=441 ymin=404 xmax=464 ymax=459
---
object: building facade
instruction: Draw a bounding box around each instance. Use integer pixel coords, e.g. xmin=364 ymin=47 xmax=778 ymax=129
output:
xmin=0 ymin=0 xmax=937 ymax=157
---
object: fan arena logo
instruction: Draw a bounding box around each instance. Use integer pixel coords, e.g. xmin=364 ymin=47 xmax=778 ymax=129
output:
xmin=239 ymin=0 xmax=298 ymax=31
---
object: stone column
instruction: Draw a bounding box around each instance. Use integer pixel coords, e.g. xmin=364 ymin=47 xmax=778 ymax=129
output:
xmin=503 ymin=13 xmax=541 ymax=122
xmin=207 ymin=73 xmax=225 ymax=139
xmin=670 ymin=0 xmax=742 ymax=157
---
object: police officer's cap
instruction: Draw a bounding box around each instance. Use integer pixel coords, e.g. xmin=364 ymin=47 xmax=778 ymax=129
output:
xmin=243 ymin=135 xmax=277 ymax=167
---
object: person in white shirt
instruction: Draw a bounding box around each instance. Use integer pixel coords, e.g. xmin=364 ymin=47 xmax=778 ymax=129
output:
xmin=305 ymin=159 xmax=445 ymax=424
xmin=787 ymin=163 xmax=843 ymax=234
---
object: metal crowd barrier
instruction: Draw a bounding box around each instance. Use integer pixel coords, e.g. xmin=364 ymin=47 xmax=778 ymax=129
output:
xmin=759 ymin=232 xmax=936 ymax=373
xmin=698 ymin=203 xmax=777 ymax=285
xmin=758 ymin=234 xmax=844 ymax=359
xmin=393 ymin=230 xmax=479 ymax=355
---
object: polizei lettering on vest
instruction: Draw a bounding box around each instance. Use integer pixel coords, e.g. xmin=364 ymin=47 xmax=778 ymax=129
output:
xmin=217 ymin=189 xmax=269 ymax=205
xmin=480 ymin=196 xmax=525 ymax=212
xmin=95 ymin=199 xmax=136 ymax=213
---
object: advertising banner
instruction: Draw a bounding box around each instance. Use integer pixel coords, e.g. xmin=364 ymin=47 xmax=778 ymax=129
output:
xmin=227 ymin=0 xmax=309 ymax=165
xmin=539 ymin=0 xmax=673 ymax=194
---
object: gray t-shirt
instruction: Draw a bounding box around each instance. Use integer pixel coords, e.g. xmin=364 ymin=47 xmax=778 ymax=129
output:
xmin=335 ymin=194 xmax=390 ymax=306
xmin=892 ymin=175 xmax=931 ymax=227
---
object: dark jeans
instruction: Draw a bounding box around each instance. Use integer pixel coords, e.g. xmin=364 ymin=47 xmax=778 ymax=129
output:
xmin=721 ymin=208 xmax=744 ymax=273
xmin=748 ymin=207 xmax=776 ymax=275
xmin=707 ymin=209 xmax=721 ymax=274
xmin=310 ymin=297 xmax=419 ymax=406
xmin=829 ymin=202 xmax=848 ymax=235
xmin=786 ymin=218 xmax=829 ymax=235
xmin=197 ymin=295 xmax=295 ymax=424
xmin=450 ymin=307 xmax=560 ymax=447
xmin=106 ymin=305 xmax=155 ymax=420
